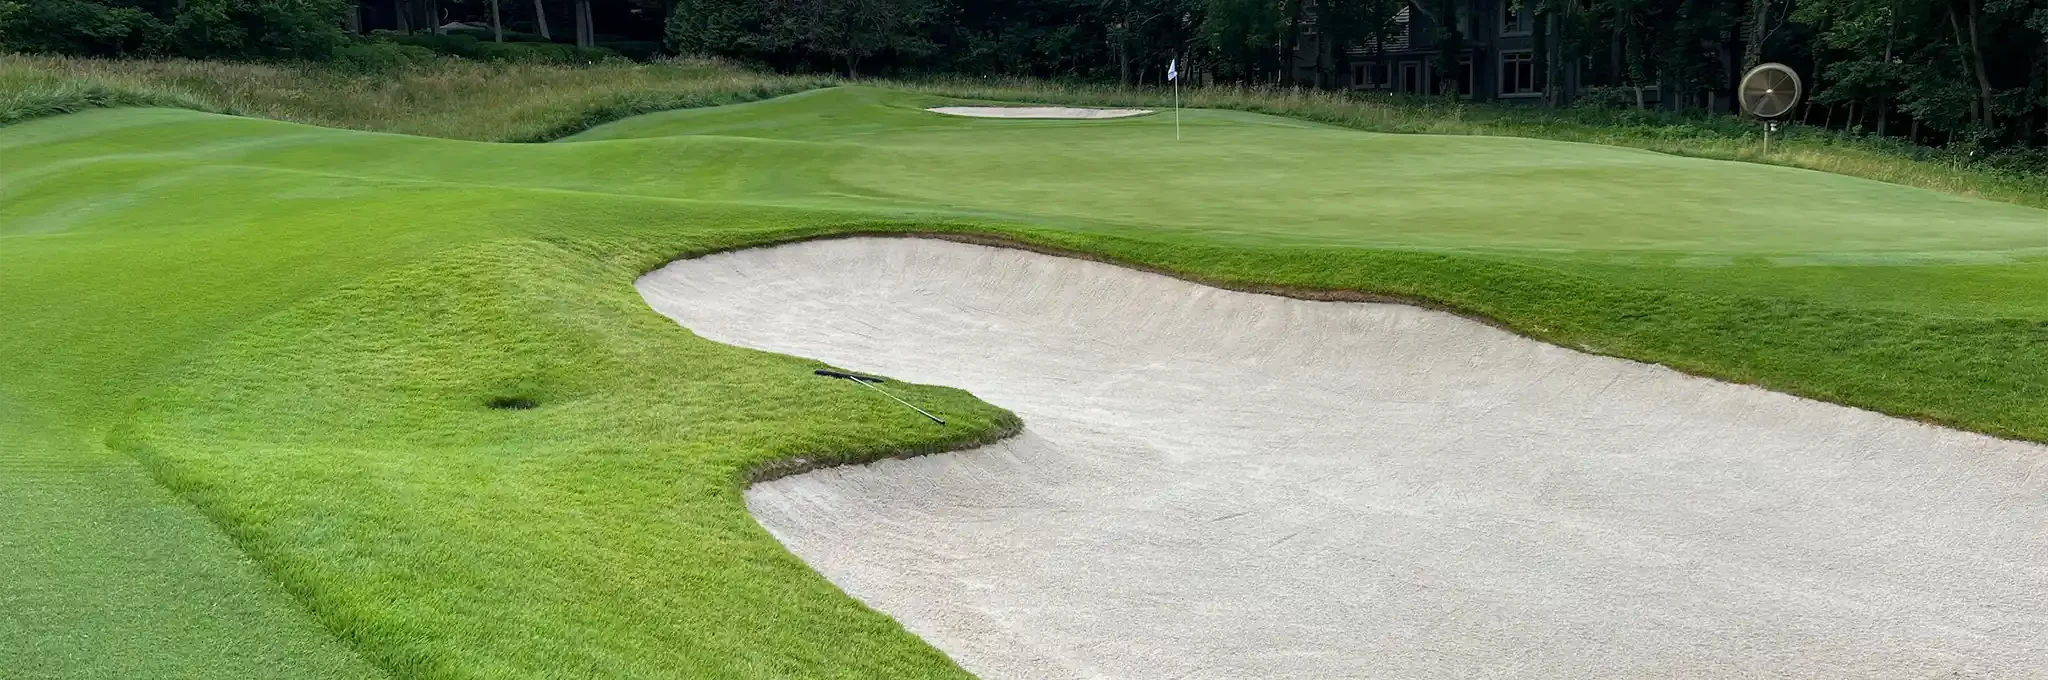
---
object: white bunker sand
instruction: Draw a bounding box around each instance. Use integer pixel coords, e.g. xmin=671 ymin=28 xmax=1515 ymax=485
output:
xmin=639 ymin=238 xmax=2048 ymax=678
xmin=927 ymin=105 xmax=1153 ymax=119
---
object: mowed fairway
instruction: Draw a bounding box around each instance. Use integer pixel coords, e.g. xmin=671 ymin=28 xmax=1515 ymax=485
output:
xmin=1 ymin=85 xmax=2043 ymax=678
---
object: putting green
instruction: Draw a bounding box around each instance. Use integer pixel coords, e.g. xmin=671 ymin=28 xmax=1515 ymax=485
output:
xmin=2 ymin=86 xmax=2042 ymax=678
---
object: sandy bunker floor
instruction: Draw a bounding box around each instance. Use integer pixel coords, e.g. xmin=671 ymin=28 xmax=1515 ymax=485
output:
xmin=927 ymin=105 xmax=1153 ymax=119
xmin=639 ymin=238 xmax=2048 ymax=679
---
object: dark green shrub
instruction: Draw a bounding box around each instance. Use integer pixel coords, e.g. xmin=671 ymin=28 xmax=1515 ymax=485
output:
xmin=444 ymin=26 xmax=550 ymax=44
xmin=330 ymin=41 xmax=440 ymax=73
xmin=469 ymin=40 xmax=560 ymax=62
xmin=0 ymin=0 xmax=169 ymax=57
xmin=1572 ymin=86 xmax=1639 ymax=111
xmin=1977 ymin=147 xmax=2048 ymax=179
xmin=172 ymin=0 xmax=350 ymax=60
xmin=666 ymin=0 xmax=769 ymax=60
xmin=596 ymin=40 xmax=664 ymax=62
xmin=467 ymin=40 xmax=618 ymax=64
xmin=372 ymin=30 xmax=619 ymax=64
xmin=375 ymin=30 xmax=483 ymax=58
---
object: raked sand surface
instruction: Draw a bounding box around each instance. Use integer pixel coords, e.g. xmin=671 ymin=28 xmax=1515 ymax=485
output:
xmin=926 ymin=105 xmax=1154 ymax=119
xmin=638 ymin=237 xmax=2048 ymax=679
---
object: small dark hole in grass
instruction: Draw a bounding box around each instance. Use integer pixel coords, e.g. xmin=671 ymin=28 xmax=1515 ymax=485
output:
xmin=486 ymin=396 xmax=538 ymax=411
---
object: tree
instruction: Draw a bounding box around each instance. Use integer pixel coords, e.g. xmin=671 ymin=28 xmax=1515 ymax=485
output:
xmin=170 ymin=0 xmax=351 ymax=59
xmin=1105 ymin=0 xmax=1196 ymax=85
xmin=0 ymin=0 xmax=170 ymax=56
xmin=1314 ymin=0 xmax=1405 ymax=88
xmin=768 ymin=0 xmax=935 ymax=76
xmin=1404 ymin=0 xmax=1464 ymax=94
xmin=1204 ymin=0 xmax=1283 ymax=82
xmin=575 ymin=0 xmax=593 ymax=47
xmin=533 ymin=0 xmax=550 ymax=39
xmin=668 ymin=0 xmax=768 ymax=56
xmin=490 ymin=0 xmax=503 ymax=41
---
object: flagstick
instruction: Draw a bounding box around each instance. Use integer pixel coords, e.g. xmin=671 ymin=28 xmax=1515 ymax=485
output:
xmin=1173 ymin=64 xmax=1181 ymax=141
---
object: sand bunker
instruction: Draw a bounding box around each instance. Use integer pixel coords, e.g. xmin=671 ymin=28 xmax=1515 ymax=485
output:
xmin=928 ymin=106 xmax=1153 ymax=119
xmin=638 ymin=237 xmax=2048 ymax=678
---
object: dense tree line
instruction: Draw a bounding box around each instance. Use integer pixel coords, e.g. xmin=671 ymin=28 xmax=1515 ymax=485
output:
xmin=662 ymin=0 xmax=2044 ymax=148
xmin=2 ymin=0 xmax=2042 ymax=148
xmin=0 ymin=0 xmax=672 ymax=59
xmin=1522 ymin=0 xmax=2046 ymax=148
xmin=0 ymin=0 xmax=354 ymax=59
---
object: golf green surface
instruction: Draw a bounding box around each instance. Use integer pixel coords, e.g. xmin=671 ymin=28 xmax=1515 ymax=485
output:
xmin=2 ymin=85 xmax=2042 ymax=678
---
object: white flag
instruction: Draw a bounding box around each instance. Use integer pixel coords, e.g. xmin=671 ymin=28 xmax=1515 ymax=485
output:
xmin=1168 ymin=59 xmax=1178 ymax=82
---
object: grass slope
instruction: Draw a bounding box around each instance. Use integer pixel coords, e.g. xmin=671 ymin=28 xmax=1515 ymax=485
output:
xmin=2 ymin=82 xmax=2044 ymax=678
xmin=0 ymin=55 xmax=828 ymax=141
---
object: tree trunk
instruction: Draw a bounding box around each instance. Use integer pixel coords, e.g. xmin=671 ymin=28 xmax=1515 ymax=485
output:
xmin=489 ymin=0 xmax=502 ymax=41
xmin=425 ymin=0 xmax=440 ymax=33
xmin=1947 ymin=3 xmax=1991 ymax=130
xmin=574 ymin=0 xmax=593 ymax=48
xmin=1743 ymin=0 xmax=1771 ymax=70
xmin=1876 ymin=0 xmax=1896 ymax=136
xmin=533 ymin=0 xmax=551 ymax=40
xmin=1311 ymin=36 xmax=1323 ymax=88
xmin=1532 ymin=8 xmax=1550 ymax=104
xmin=1962 ymin=0 xmax=1995 ymax=131
xmin=397 ymin=0 xmax=412 ymax=33
xmin=1283 ymin=0 xmax=1303 ymax=87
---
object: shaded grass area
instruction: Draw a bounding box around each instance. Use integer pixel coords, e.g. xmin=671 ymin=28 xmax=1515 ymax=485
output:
xmin=1 ymin=79 xmax=2042 ymax=679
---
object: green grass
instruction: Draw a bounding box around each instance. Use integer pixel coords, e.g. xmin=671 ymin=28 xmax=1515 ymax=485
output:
xmin=6 ymin=54 xmax=2040 ymax=208
xmin=2 ymin=70 xmax=2044 ymax=679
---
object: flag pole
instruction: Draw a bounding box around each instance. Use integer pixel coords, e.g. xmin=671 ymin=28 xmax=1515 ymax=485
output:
xmin=1172 ymin=58 xmax=1181 ymax=141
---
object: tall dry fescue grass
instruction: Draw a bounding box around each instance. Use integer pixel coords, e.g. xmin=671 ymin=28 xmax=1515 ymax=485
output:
xmin=0 ymin=54 xmax=828 ymax=141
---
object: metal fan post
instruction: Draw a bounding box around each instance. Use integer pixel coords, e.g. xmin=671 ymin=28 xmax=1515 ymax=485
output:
xmin=1739 ymin=63 xmax=1803 ymax=156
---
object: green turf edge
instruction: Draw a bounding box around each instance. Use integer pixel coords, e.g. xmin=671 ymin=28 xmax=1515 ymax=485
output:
xmin=768 ymin=225 xmax=2047 ymax=444
xmin=103 ymin=226 xmax=1025 ymax=679
xmin=57 ymin=217 xmax=2043 ymax=679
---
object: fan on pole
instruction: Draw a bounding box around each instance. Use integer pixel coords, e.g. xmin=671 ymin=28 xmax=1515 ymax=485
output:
xmin=1738 ymin=63 xmax=1802 ymax=155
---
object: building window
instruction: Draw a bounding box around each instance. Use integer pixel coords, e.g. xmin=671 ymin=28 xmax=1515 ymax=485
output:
xmin=1458 ymin=56 xmax=1473 ymax=96
xmin=1501 ymin=51 xmax=1539 ymax=95
xmin=1502 ymin=4 xmax=1526 ymax=34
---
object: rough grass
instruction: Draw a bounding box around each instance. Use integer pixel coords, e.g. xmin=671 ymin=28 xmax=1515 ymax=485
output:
xmin=3 ymin=69 xmax=2044 ymax=680
xmin=0 ymin=54 xmax=828 ymax=141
